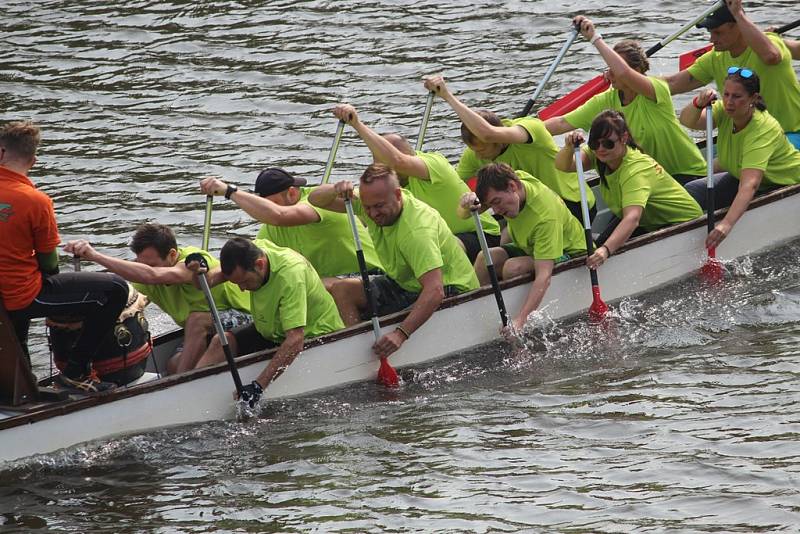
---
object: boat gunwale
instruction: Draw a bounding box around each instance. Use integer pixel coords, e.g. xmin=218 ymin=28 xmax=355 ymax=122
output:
xmin=2 ymin=182 xmax=799 ymax=432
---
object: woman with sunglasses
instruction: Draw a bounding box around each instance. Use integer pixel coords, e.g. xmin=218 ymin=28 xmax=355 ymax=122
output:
xmin=555 ymin=110 xmax=702 ymax=269
xmin=680 ymin=67 xmax=800 ymax=250
xmin=545 ymin=16 xmax=707 ymax=185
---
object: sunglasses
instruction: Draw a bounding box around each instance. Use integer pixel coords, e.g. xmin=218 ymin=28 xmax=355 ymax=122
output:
xmin=727 ymin=66 xmax=754 ymax=78
xmin=588 ymin=137 xmax=618 ymax=150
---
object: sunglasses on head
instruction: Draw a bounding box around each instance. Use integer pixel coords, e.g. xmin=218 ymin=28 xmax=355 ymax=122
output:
xmin=727 ymin=66 xmax=754 ymax=78
xmin=588 ymin=137 xmax=618 ymax=150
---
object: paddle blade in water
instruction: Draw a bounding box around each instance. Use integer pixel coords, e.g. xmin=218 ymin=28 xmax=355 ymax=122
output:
xmin=700 ymin=248 xmax=724 ymax=284
xmin=377 ymin=357 xmax=399 ymax=388
xmin=588 ymin=286 xmax=610 ymax=322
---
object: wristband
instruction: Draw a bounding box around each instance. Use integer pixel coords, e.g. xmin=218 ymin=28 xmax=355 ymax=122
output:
xmin=589 ymin=33 xmax=602 ymax=45
xmin=395 ymin=325 xmax=411 ymax=340
xmin=224 ymin=184 xmax=238 ymax=200
xmin=600 ymin=244 xmax=612 ymax=257
xmin=692 ymin=96 xmax=704 ymax=110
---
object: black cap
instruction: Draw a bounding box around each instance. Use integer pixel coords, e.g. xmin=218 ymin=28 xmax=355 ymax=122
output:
xmin=696 ymin=4 xmax=736 ymax=30
xmin=254 ymin=167 xmax=307 ymax=197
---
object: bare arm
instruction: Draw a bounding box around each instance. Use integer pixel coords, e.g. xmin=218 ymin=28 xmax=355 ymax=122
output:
xmin=544 ymin=116 xmax=576 ymax=135
xmin=65 ymin=240 xmax=193 ymax=285
xmin=575 ymin=16 xmax=656 ymax=100
xmin=663 ymin=70 xmax=704 ymax=95
xmin=254 ymin=327 xmax=304 ymax=389
xmin=372 ymin=268 xmax=445 ymax=358
xmin=705 ymin=168 xmax=762 ymax=249
xmin=679 ymin=88 xmax=716 ymax=130
xmin=513 ymin=259 xmax=554 ymax=331
xmin=587 ymin=204 xmax=643 ymax=269
xmin=333 ymin=104 xmax=430 ymax=179
xmin=554 ymin=132 xmax=590 ymax=173
xmin=423 ymin=75 xmax=530 ymax=145
xmin=728 ymin=0 xmax=781 ymax=65
xmin=308 ymin=183 xmax=348 ymax=213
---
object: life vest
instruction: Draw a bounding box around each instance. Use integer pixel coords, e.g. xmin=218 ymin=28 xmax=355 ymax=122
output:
xmin=47 ymin=283 xmax=153 ymax=385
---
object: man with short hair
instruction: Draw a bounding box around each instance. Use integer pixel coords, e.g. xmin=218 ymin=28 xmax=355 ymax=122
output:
xmin=331 ymin=103 xmax=502 ymax=263
xmin=665 ymin=0 xmax=800 ymax=145
xmin=309 ymin=163 xmax=479 ymax=358
xmin=0 ymin=120 xmax=128 ymax=394
xmin=191 ymin=237 xmax=344 ymax=402
xmin=458 ymin=163 xmax=587 ymax=333
xmin=199 ymin=167 xmax=382 ymax=288
xmin=422 ymin=75 xmax=595 ymax=223
xmin=66 ymin=223 xmax=251 ymax=374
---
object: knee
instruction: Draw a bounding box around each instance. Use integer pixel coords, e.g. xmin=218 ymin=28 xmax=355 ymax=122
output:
xmin=502 ymin=259 xmax=533 ymax=280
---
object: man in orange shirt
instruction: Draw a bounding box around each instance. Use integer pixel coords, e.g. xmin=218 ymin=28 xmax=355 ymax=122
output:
xmin=0 ymin=121 xmax=128 ymax=394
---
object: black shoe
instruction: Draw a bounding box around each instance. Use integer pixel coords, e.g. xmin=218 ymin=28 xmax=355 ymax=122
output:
xmin=54 ymin=373 xmax=117 ymax=395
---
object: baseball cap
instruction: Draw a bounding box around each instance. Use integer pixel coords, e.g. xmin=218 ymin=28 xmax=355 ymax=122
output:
xmin=254 ymin=168 xmax=307 ymax=197
xmin=696 ymin=4 xmax=736 ymax=30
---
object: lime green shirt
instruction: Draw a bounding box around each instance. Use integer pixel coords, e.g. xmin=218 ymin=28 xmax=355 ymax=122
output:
xmin=133 ymin=246 xmax=251 ymax=327
xmin=456 ymin=116 xmax=595 ymax=207
xmin=249 ymin=239 xmax=344 ymax=343
xmin=406 ymin=151 xmax=500 ymax=236
xmin=712 ymin=102 xmax=800 ymax=187
xmin=507 ymin=171 xmax=587 ymax=260
xmin=564 ymin=76 xmax=707 ymax=177
xmin=687 ymin=33 xmax=800 ymax=133
xmin=256 ymin=188 xmax=383 ymax=278
xmin=353 ymin=191 xmax=479 ymax=294
xmin=585 ymin=147 xmax=702 ymax=232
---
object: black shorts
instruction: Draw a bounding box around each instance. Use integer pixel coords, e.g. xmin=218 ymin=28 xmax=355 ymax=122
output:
xmin=455 ymin=231 xmax=502 ymax=264
xmin=363 ymin=275 xmax=462 ymax=319
xmin=230 ymin=323 xmax=278 ymax=357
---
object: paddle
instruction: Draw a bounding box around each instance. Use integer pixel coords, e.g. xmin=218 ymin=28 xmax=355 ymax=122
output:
xmin=699 ymin=100 xmax=723 ymax=284
xmin=470 ymin=206 xmax=508 ymax=327
xmin=184 ymin=253 xmax=246 ymax=401
xmin=679 ymin=16 xmax=800 ymax=70
xmin=202 ymin=195 xmax=213 ymax=251
xmin=321 ymin=120 xmax=346 ymax=185
xmin=344 ymin=197 xmax=399 ymax=387
xmin=574 ymin=142 xmax=609 ymax=321
xmin=415 ymin=91 xmax=435 ymax=151
xmin=538 ymin=0 xmax=725 ymax=120
xmin=517 ymin=25 xmax=580 ymax=118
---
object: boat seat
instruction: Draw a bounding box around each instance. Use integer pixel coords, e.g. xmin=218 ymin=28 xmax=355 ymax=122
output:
xmin=126 ymin=372 xmax=160 ymax=386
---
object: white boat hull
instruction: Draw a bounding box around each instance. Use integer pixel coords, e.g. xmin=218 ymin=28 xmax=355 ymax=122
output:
xmin=2 ymin=186 xmax=799 ymax=464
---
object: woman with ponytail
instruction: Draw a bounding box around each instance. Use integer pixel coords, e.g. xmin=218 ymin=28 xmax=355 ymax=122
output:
xmin=555 ymin=110 xmax=702 ymax=270
xmin=681 ymin=67 xmax=800 ymax=250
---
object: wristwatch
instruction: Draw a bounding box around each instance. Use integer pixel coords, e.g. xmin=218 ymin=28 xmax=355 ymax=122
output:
xmin=224 ymin=184 xmax=238 ymax=200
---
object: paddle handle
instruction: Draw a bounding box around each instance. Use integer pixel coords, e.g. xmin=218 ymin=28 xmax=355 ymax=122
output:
xmin=72 ymin=255 xmax=81 ymax=272
xmin=519 ymin=26 xmax=580 ymax=118
xmin=415 ymin=91 xmax=435 ymax=152
xmin=197 ymin=271 xmax=244 ymax=396
xmin=645 ymin=0 xmax=724 ymax=57
xmin=322 ymin=121 xmax=346 ymax=185
xmin=705 ymin=103 xmax=716 ymax=236
xmin=471 ymin=209 xmax=508 ymax=327
xmin=574 ymin=145 xmax=600 ymax=288
xmin=202 ymin=195 xmax=213 ymax=251
xmin=344 ymin=198 xmax=381 ymax=341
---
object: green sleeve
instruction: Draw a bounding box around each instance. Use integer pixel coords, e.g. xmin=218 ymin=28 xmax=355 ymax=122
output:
xmin=398 ymin=226 xmax=444 ymax=280
xmin=36 ymin=250 xmax=59 ymax=276
xmin=277 ymin=269 xmax=308 ymax=332
xmin=531 ymin=217 xmax=565 ymax=261
xmin=456 ymin=148 xmax=480 ymax=181
xmin=686 ymin=50 xmax=715 ymax=85
xmin=417 ymin=151 xmax=445 ymax=184
xmin=563 ymin=91 xmax=610 ymax=131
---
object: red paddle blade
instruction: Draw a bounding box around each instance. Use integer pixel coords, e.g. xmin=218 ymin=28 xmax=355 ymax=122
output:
xmin=538 ymin=75 xmax=610 ymax=120
xmin=377 ymin=357 xmax=399 ymax=388
xmin=700 ymin=247 xmax=723 ymax=284
xmin=588 ymin=286 xmax=610 ymax=322
xmin=679 ymin=43 xmax=714 ymax=70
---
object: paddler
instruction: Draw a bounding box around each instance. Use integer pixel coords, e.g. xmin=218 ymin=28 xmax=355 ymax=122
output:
xmin=664 ymin=0 xmax=800 ymax=148
xmin=309 ymin=163 xmax=479 ymax=359
xmin=199 ymin=167 xmax=383 ymax=289
xmin=331 ymin=102 xmax=502 ymax=263
xmin=458 ymin=163 xmax=586 ymax=333
xmin=1 ymin=120 xmax=128 ymax=394
xmin=66 ymin=223 xmax=252 ymax=375
xmin=422 ymin=74 xmax=595 ymax=224
xmin=545 ymin=16 xmax=708 ymax=185
xmin=189 ymin=237 xmax=344 ymax=405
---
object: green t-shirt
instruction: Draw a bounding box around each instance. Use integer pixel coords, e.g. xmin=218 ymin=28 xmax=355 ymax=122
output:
xmin=585 ymin=147 xmax=703 ymax=232
xmin=456 ymin=116 xmax=595 ymax=207
xmin=256 ymin=188 xmax=383 ymax=278
xmin=687 ymin=33 xmax=800 ymax=133
xmin=564 ymin=76 xmax=707 ymax=177
xmin=507 ymin=171 xmax=587 ymax=260
xmin=353 ymin=190 xmax=479 ymax=294
xmin=133 ymin=246 xmax=251 ymax=327
xmin=249 ymin=239 xmax=344 ymax=343
xmin=712 ymin=102 xmax=800 ymax=187
xmin=406 ymin=151 xmax=501 ymax=236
